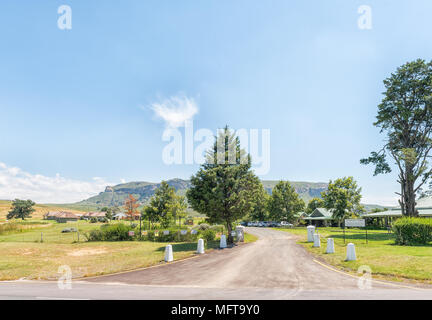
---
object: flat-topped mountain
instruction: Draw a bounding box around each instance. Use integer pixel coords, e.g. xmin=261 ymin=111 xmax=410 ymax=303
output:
xmin=75 ymin=179 xmax=329 ymax=208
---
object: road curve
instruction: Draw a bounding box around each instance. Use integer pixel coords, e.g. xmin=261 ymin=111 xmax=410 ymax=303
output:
xmin=1 ymin=228 xmax=432 ymax=299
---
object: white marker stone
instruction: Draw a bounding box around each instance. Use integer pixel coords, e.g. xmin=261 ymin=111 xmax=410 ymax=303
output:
xmin=307 ymin=225 xmax=315 ymax=242
xmin=191 ymin=229 xmax=198 ymax=235
xmin=163 ymin=230 xmax=170 ymax=235
xmin=197 ymin=239 xmax=205 ymax=254
xmin=346 ymin=243 xmax=356 ymax=261
xmin=326 ymin=238 xmax=335 ymax=254
xmin=313 ymin=233 xmax=320 ymax=248
xmin=236 ymin=226 xmax=245 ymax=242
xmin=220 ymin=234 xmax=227 ymax=248
xmin=180 ymin=230 xmax=187 ymax=235
xmin=164 ymin=245 xmax=173 ymax=262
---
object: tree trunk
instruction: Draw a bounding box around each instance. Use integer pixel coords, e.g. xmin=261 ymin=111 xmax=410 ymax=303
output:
xmin=403 ymin=167 xmax=419 ymax=217
xmin=226 ymin=221 xmax=233 ymax=244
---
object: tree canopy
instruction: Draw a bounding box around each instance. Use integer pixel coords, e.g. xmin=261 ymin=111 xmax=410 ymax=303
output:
xmin=267 ymin=181 xmax=305 ymax=223
xmin=123 ymin=194 xmax=139 ymax=221
xmin=7 ymin=199 xmax=35 ymax=220
xmin=143 ymin=181 xmax=184 ymax=228
xmin=321 ymin=177 xmax=364 ymax=224
xmin=305 ymin=197 xmax=324 ymax=214
xmin=361 ymin=59 xmax=432 ymax=216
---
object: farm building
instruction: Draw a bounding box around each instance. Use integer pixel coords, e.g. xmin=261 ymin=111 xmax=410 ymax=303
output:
xmin=44 ymin=211 xmax=61 ymax=220
xmin=82 ymin=212 xmax=107 ymax=221
xmin=44 ymin=211 xmax=79 ymax=223
xmin=113 ymin=212 xmax=127 ymax=220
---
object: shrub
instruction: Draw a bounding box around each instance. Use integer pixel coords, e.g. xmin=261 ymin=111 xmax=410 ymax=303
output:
xmin=90 ymin=217 xmax=98 ymax=223
xmin=197 ymin=223 xmax=210 ymax=231
xmin=200 ymin=229 xmax=216 ymax=245
xmin=393 ymin=217 xmax=432 ymax=245
xmin=87 ymin=223 xmax=133 ymax=241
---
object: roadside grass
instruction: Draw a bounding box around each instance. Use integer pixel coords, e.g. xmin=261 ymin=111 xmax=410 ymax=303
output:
xmin=0 ymin=219 xmax=258 ymax=280
xmin=277 ymin=227 xmax=432 ymax=284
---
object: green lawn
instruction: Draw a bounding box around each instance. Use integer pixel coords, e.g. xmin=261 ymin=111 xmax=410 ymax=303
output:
xmin=0 ymin=219 xmax=257 ymax=280
xmin=278 ymin=227 xmax=432 ymax=284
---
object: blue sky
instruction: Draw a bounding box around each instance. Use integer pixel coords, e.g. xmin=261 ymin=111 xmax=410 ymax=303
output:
xmin=1 ymin=0 xmax=432 ymax=204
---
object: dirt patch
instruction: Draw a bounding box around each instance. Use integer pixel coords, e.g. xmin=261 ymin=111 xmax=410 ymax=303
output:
xmin=68 ymin=248 xmax=108 ymax=256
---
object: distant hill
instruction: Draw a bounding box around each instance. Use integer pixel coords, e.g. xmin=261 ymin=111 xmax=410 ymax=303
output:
xmin=75 ymin=178 xmax=191 ymax=208
xmin=75 ymin=179 xmax=329 ymax=209
xmin=261 ymin=181 xmax=328 ymax=202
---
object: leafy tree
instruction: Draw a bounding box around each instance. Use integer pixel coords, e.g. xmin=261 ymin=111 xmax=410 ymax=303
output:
xmin=187 ymin=126 xmax=262 ymax=243
xmin=123 ymin=194 xmax=139 ymax=221
xmin=143 ymin=181 xmax=178 ymax=228
xmin=7 ymin=199 xmax=35 ymax=220
xmin=306 ymin=197 xmax=324 ymax=214
xmin=101 ymin=207 xmax=113 ymax=221
xmin=168 ymin=195 xmax=188 ymax=227
xmin=267 ymin=181 xmax=305 ymax=223
xmin=361 ymin=59 xmax=432 ymax=217
xmin=321 ymin=177 xmax=364 ymax=225
xmin=249 ymin=184 xmax=270 ymax=221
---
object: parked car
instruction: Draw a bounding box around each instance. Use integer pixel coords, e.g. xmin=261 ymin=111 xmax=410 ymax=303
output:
xmin=280 ymin=221 xmax=293 ymax=227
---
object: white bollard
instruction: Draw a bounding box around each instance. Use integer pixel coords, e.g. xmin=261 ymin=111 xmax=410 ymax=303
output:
xmin=220 ymin=234 xmax=227 ymax=248
xmin=197 ymin=239 xmax=205 ymax=254
xmin=346 ymin=243 xmax=356 ymax=261
xmin=313 ymin=233 xmax=320 ymax=247
xmin=164 ymin=245 xmax=173 ymax=262
xmin=236 ymin=226 xmax=245 ymax=242
xmin=307 ymin=225 xmax=315 ymax=242
xmin=326 ymin=238 xmax=335 ymax=254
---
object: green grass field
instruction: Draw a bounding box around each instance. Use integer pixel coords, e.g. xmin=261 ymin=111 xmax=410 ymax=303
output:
xmin=0 ymin=219 xmax=256 ymax=280
xmin=278 ymin=227 xmax=432 ymax=284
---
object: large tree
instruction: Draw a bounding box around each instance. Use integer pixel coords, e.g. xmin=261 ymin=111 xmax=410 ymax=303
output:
xmin=7 ymin=199 xmax=35 ymax=220
xmin=248 ymin=184 xmax=270 ymax=222
xmin=143 ymin=181 xmax=179 ymax=228
xmin=123 ymin=194 xmax=139 ymax=221
xmin=267 ymin=181 xmax=305 ymax=223
xmin=306 ymin=197 xmax=324 ymax=214
xmin=187 ymin=126 xmax=262 ymax=243
xmin=361 ymin=59 xmax=432 ymax=217
xmin=321 ymin=177 xmax=364 ymax=225
xmin=168 ymin=195 xmax=188 ymax=227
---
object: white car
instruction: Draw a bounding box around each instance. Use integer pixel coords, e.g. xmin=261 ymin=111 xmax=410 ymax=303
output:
xmin=280 ymin=221 xmax=293 ymax=227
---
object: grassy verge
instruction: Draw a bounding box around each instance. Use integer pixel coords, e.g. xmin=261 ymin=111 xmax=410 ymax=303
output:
xmin=0 ymin=219 xmax=258 ymax=280
xmin=277 ymin=227 xmax=432 ymax=284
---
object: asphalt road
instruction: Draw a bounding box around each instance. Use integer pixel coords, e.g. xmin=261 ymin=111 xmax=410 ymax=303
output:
xmin=1 ymin=227 xmax=432 ymax=300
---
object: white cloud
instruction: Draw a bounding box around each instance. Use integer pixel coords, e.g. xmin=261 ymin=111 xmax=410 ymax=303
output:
xmin=0 ymin=162 xmax=113 ymax=204
xmin=150 ymin=95 xmax=198 ymax=128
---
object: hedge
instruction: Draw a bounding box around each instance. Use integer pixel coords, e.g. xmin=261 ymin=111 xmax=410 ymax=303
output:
xmin=393 ymin=217 xmax=432 ymax=245
xmin=85 ymin=223 xmax=215 ymax=243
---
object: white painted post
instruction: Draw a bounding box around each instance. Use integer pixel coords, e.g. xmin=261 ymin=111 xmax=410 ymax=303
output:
xmin=346 ymin=243 xmax=356 ymax=261
xmin=164 ymin=245 xmax=173 ymax=262
xmin=197 ymin=239 xmax=205 ymax=254
xmin=313 ymin=233 xmax=320 ymax=247
xmin=220 ymin=234 xmax=227 ymax=248
xmin=236 ymin=226 xmax=245 ymax=242
xmin=307 ymin=225 xmax=315 ymax=242
xmin=326 ymin=238 xmax=335 ymax=254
